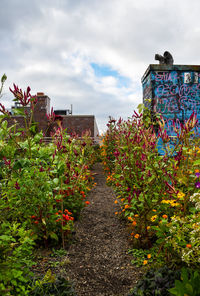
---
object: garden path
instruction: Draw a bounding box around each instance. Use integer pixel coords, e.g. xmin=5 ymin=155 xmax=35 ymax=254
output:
xmin=65 ymin=163 xmax=141 ymax=296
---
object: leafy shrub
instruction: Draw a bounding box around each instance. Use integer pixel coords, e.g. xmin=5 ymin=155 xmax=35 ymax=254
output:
xmin=29 ymin=270 xmax=76 ymax=296
xmin=128 ymin=266 xmax=181 ymax=296
xmin=169 ymin=268 xmax=200 ymax=296
xmin=0 ymin=222 xmax=35 ymax=295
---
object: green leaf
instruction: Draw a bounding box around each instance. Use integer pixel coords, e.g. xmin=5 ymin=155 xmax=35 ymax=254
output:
xmin=1 ymin=74 xmax=7 ymax=83
xmin=1 ymin=120 xmax=8 ymax=129
xmin=50 ymin=232 xmax=59 ymax=241
xmin=193 ymin=159 xmax=200 ymax=166
xmin=53 ymin=178 xmax=59 ymax=185
xmin=137 ymin=103 xmax=144 ymax=113
xmin=13 ymin=108 xmax=25 ymax=116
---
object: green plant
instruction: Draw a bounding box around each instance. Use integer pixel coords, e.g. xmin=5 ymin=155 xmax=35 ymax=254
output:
xmin=128 ymin=266 xmax=181 ymax=296
xmin=0 ymin=222 xmax=35 ymax=295
xmin=30 ymin=270 xmax=76 ymax=296
xmin=128 ymin=246 xmax=164 ymax=267
xmin=169 ymin=268 xmax=200 ymax=296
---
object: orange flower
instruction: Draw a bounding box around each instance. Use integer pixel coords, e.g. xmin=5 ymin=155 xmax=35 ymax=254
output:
xmin=186 ymin=244 xmax=192 ymax=248
xmin=114 ymin=200 xmax=118 ymax=204
xmin=143 ymin=260 xmax=148 ymax=265
xmin=147 ymin=226 xmax=151 ymax=230
xmin=132 ymin=221 xmax=137 ymax=226
xmin=115 ymin=212 xmax=118 ymax=215
xmin=130 ymin=232 xmax=134 ymax=236
xmin=121 ymin=198 xmax=125 ymax=202
xmin=128 ymin=217 xmax=133 ymax=221
xmin=134 ymin=214 xmax=139 ymax=217
xmin=134 ymin=234 xmax=140 ymax=239
xmin=85 ymin=201 xmax=90 ymax=205
xmin=147 ymin=254 xmax=151 ymax=259
xmin=162 ymin=214 xmax=168 ymax=219
xmin=195 ymin=169 xmax=199 ymax=173
xmin=124 ymin=205 xmax=130 ymax=209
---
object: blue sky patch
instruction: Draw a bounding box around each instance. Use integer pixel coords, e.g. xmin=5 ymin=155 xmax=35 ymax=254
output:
xmin=91 ymin=63 xmax=131 ymax=88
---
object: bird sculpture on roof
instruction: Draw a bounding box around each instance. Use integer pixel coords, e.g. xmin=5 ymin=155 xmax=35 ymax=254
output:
xmin=155 ymin=51 xmax=174 ymax=65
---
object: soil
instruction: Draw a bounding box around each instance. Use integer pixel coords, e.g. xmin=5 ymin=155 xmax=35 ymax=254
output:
xmin=65 ymin=163 xmax=142 ymax=296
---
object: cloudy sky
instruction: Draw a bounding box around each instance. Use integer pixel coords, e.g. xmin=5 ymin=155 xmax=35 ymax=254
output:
xmin=0 ymin=0 xmax=200 ymax=132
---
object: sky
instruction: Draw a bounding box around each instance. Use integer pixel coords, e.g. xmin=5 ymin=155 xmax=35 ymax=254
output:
xmin=1 ymin=0 xmax=200 ymax=133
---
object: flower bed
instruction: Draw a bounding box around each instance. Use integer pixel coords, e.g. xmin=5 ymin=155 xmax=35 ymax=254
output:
xmin=0 ymin=77 xmax=96 ymax=295
xmin=101 ymin=104 xmax=200 ymax=295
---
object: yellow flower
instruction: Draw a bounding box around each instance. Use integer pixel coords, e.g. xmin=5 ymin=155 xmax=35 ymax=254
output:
xmin=147 ymin=254 xmax=151 ymax=259
xmin=161 ymin=200 xmax=170 ymax=204
xmin=134 ymin=234 xmax=140 ymax=239
xmin=152 ymin=209 xmax=157 ymax=212
xmin=177 ymin=192 xmax=185 ymax=199
xmin=151 ymin=215 xmax=158 ymax=222
xmin=147 ymin=226 xmax=151 ymax=230
xmin=171 ymin=202 xmax=180 ymax=207
xmin=143 ymin=260 xmax=148 ymax=265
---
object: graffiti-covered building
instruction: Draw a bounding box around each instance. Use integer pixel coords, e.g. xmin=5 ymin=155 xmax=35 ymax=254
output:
xmin=142 ymin=64 xmax=200 ymax=136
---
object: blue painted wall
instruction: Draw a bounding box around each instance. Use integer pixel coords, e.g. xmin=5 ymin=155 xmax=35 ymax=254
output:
xmin=142 ymin=65 xmax=200 ymax=153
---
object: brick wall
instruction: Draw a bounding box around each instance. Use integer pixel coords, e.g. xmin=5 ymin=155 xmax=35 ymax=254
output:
xmin=4 ymin=93 xmax=99 ymax=140
xmin=62 ymin=115 xmax=95 ymax=137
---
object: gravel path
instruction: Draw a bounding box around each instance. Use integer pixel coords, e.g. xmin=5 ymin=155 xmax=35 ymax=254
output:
xmin=65 ymin=163 xmax=141 ymax=296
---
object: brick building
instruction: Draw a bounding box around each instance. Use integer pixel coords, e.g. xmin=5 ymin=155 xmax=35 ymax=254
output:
xmin=6 ymin=92 xmax=99 ymax=142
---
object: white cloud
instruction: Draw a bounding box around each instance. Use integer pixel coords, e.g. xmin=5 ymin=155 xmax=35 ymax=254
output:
xmin=1 ymin=0 xmax=200 ymax=131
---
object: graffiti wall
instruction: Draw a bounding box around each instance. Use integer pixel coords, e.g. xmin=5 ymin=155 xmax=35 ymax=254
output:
xmin=142 ymin=65 xmax=200 ymax=137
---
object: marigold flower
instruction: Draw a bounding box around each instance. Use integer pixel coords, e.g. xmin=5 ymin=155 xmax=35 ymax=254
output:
xmin=130 ymin=232 xmax=134 ymax=236
xmin=152 ymin=209 xmax=157 ymax=212
xmin=162 ymin=214 xmax=168 ymax=219
xmin=132 ymin=221 xmax=137 ymax=226
xmin=147 ymin=226 xmax=151 ymax=230
xmin=134 ymin=214 xmax=139 ymax=217
xmin=128 ymin=217 xmax=133 ymax=221
xmin=186 ymin=244 xmax=192 ymax=248
xmin=195 ymin=169 xmax=200 ymax=173
xmin=114 ymin=200 xmax=118 ymax=204
xmin=124 ymin=205 xmax=130 ymax=209
xmin=121 ymin=198 xmax=125 ymax=202
xmin=143 ymin=260 xmax=148 ymax=265
xmin=134 ymin=234 xmax=140 ymax=239
xmin=85 ymin=201 xmax=90 ymax=205
xmin=115 ymin=212 xmax=118 ymax=215
xmin=147 ymin=254 xmax=151 ymax=259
